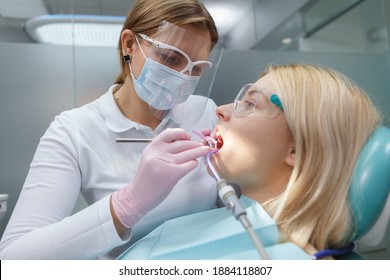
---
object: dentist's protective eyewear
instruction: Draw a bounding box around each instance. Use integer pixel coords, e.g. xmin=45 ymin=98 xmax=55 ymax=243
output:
xmin=138 ymin=33 xmax=213 ymax=76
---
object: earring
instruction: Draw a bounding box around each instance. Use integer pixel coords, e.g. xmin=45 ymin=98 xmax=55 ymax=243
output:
xmin=123 ymin=54 xmax=131 ymax=62
xmin=291 ymin=146 xmax=296 ymax=154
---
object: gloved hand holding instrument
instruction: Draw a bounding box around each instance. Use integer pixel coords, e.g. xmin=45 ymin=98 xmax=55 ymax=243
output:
xmin=111 ymin=128 xmax=212 ymax=231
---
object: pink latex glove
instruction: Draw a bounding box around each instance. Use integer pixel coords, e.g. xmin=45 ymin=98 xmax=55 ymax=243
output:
xmin=111 ymin=128 xmax=212 ymax=228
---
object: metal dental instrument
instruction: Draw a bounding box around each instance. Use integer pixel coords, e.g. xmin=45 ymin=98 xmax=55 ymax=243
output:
xmin=116 ymin=138 xmax=153 ymax=143
xmin=117 ymin=131 xmax=217 ymax=147
xmin=206 ymin=149 xmax=270 ymax=260
xmin=116 ymin=138 xmax=214 ymax=146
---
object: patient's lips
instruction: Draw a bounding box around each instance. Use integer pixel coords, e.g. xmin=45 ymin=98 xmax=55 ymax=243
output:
xmin=215 ymin=129 xmax=224 ymax=149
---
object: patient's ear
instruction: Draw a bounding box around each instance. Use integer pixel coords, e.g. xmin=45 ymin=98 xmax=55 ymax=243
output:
xmin=285 ymin=145 xmax=295 ymax=167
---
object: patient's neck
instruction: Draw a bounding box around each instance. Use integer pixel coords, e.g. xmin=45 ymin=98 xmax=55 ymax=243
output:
xmin=242 ymin=167 xmax=292 ymax=204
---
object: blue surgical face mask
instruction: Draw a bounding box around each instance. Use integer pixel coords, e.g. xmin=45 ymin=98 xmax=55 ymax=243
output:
xmin=129 ymin=56 xmax=200 ymax=111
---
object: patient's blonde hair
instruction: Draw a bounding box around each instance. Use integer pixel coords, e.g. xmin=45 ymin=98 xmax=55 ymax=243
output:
xmin=262 ymin=64 xmax=382 ymax=252
xmin=114 ymin=0 xmax=218 ymax=84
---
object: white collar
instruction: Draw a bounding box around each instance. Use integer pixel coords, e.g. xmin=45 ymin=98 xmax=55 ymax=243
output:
xmin=99 ymin=85 xmax=181 ymax=133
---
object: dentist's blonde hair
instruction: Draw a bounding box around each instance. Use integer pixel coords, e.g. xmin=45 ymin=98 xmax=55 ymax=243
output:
xmin=262 ymin=64 xmax=382 ymax=253
xmin=114 ymin=0 xmax=218 ymax=84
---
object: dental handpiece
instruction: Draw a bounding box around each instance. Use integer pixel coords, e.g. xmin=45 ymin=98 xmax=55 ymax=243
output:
xmin=206 ymin=150 xmax=270 ymax=260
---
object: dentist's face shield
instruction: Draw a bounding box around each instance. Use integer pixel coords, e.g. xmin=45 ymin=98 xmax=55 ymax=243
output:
xmin=131 ymin=21 xmax=223 ymax=123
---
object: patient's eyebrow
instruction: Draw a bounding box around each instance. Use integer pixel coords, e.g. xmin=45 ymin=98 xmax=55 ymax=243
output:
xmin=243 ymin=88 xmax=260 ymax=99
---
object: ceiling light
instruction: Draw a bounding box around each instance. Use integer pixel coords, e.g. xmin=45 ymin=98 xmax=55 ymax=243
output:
xmin=25 ymin=14 xmax=125 ymax=47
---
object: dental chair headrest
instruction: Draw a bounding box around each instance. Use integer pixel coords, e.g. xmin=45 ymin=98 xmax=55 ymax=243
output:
xmin=348 ymin=125 xmax=390 ymax=242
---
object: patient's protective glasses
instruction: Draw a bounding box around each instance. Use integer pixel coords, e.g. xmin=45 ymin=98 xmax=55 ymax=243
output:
xmin=233 ymin=84 xmax=283 ymax=118
xmin=138 ymin=33 xmax=213 ymax=76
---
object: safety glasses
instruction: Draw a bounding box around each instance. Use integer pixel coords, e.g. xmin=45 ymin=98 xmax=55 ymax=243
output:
xmin=138 ymin=33 xmax=213 ymax=76
xmin=233 ymin=84 xmax=283 ymax=118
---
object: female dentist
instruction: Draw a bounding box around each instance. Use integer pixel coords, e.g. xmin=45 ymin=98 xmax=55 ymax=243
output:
xmin=0 ymin=0 xmax=222 ymax=259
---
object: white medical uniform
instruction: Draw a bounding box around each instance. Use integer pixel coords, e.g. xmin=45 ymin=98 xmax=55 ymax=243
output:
xmin=0 ymin=85 xmax=218 ymax=259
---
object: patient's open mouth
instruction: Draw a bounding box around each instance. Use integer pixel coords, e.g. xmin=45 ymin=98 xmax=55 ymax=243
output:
xmin=215 ymin=129 xmax=224 ymax=149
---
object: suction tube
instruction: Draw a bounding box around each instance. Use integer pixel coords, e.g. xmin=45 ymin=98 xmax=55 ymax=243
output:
xmin=206 ymin=150 xmax=270 ymax=260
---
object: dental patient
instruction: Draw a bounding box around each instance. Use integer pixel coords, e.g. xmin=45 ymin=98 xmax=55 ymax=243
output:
xmin=117 ymin=63 xmax=382 ymax=260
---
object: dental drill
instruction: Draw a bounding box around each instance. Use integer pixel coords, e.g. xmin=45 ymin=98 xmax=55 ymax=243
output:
xmin=206 ymin=149 xmax=270 ymax=260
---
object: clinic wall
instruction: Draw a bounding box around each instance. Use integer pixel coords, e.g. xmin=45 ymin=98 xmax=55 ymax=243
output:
xmin=223 ymin=0 xmax=309 ymax=50
xmin=0 ymin=43 xmax=120 ymax=238
xmin=0 ymin=44 xmax=389 ymax=258
xmin=0 ymin=43 xmax=73 ymax=237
